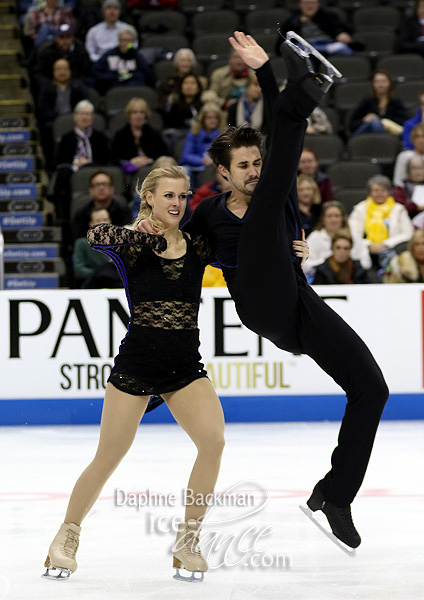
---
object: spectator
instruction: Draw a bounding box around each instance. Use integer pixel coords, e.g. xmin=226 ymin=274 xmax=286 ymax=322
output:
xmin=77 ymin=0 xmax=128 ymax=41
xmin=349 ymin=175 xmax=413 ymax=269
xmin=157 ymin=48 xmax=207 ymax=113
xmin=202 ymin=265 xmax=226 ymax=287
xmin=26 ymin=0 xmax=75 ymax=46
xmin=393 ymin=123 xmax=424 ymax=186
xmin=37 ymin=58 xmax=88 ymax=169
xmin=92 ymin=24 xmax=153 ymax=95
xmin=304 ymin=201 xmax=371 ymax=280
xmin=297 ymin=174 xmax=322 ymax=237
xmin=85 ymin=0 xmax=128 ymax=63
xmin=277 ymin=0 xmax=356 ymax=57
xmin=398 ymin=0 xmax=424 ymax=56
xmin=298 ymin=148 xmax=333 ymax=203
xmin=209 ymin=48 xmax=251 ymax=108
xmin=189 ymin=167 xmax=231 ymax=211
xmin=384 ymin=229 xmax=424 ymax=283
xmin=228 ymin=72 xmax=267 ymax=133
xmin=402 ymin=90 xmax=424 ymax=150
xmin=34 ymin=24 xmax=91 ymax=89
xmin=72 ymin=170 xmax=132 ymax=239
xmin=312 ymin=230 xmax=373 ymax=285
xmin=350 ymin=71 xmax=408 ymax=136
xmin=52 ymin=100 xmax=110 ymax=220
xmin=37 ymin=58 xmax=88 ymax=131
xmin=179 ymin=103 xmax=225 ymax=190
xmin=393 ymin=155 xmax=424 ymax=218
xmin=111 ymin=97 xmax=169 ymax=174
xmin=306 ymin=106 xmax=333 ymax=135
xmin=162 ymin=73 xmax=204 ymax=129
xmin=73 ymin=207 xmax=113 ymax=286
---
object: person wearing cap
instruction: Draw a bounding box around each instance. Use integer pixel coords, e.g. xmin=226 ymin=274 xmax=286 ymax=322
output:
xmin=34 ymin=24 xmax=91 ymax=88
xmin=85 ymin=0 xmax=134 ymax=63
xmin=26 ymin=0 xmax=75 ymax=45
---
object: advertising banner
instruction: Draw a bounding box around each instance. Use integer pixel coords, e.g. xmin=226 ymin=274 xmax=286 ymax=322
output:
xmin=0 ymin=285 xmax=423 ymax=423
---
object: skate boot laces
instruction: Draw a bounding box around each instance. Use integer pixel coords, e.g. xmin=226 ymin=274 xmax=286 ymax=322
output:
xmin=62 ymin=527 xmax=79 ymax=558
xmin=280 ymin=30 xmax=342 ymax=83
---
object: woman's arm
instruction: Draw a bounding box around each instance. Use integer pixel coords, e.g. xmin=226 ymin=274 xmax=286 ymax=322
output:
xmin=87 ymin=223 xmax=167 ymax=253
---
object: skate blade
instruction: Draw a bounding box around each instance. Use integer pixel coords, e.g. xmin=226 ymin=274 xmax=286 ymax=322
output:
xmin=173 ymin=568 xmax=204 ymax=583
xmin=41 ymin=566 xmax=72 ymax=580
xmin=285 ymin=32 xmax=343 ymax=80
xmin=299 ymin=505 xmax=356 ymax=557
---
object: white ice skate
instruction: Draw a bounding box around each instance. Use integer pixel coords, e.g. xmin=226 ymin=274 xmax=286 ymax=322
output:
xmin=172 ymin=519 xmax=208 ymax=582
xmin=282 ymin=30 xmax=343 ymax=86
xmin=42 ymin=522 xmax=81 ymax=580
xmin=299 ymin=505 xmax=357 ymax=557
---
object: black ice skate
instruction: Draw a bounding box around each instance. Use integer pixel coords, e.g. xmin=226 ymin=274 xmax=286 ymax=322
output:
xmin=279 ymin=30 xmax=342 ymax=102
xmin=299 ymin=484 xmax=360 ymax=557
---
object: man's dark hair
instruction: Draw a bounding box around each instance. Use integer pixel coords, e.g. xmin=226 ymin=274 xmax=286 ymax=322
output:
xmin=89 ymin=170 xmax=114 ymax=187
xmin=208 ymin=125 xmax=263 ymax=170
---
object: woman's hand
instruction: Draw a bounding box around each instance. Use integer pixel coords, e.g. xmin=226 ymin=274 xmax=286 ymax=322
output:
xmin=228 ymin=31 xmax=269 ymax=70
xmin=135 ymin=218 xmax=165 ymax=235
xmin=293 ymin=229 xmax=309 ymax=266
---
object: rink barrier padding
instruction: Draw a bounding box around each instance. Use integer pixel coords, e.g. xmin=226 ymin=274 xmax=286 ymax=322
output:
xmin=0 ymin=393 xmax=422 ymax=426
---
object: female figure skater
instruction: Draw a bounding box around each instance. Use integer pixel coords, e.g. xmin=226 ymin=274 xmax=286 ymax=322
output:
xmin=140 ymin=32 xmax=389 ymax=550
xmin=42 ymin=166 xmax=225 ymax=583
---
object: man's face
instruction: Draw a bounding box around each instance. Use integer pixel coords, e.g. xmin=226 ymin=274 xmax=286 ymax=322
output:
xmin=104 ymin=5 xmax=120 ymax=24
xmin=90 ymin=174 xmax=114 ymax=202
xmin=53 ymin=59 xmax=71 ymax=83
xmin=220 ymin=146 xmax=262 ymax=197
xmin=300 ymin=0 xmax=319 ymax=17
xmin=56 ymin=33 xmax=73 ymax=52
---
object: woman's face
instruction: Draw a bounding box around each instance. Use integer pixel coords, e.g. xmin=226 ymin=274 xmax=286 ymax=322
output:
xmin=298 ymin=150 xmax=318 ymax=177
xmin=413 ymin=235 xmax=424 ymax=262
xmin=53 ymin=59 xmax=70 ymax=84
xmin=323 ymin=207 xmax=343 ymax=234
xmin=147 ymin=177 xmax=188 ymax=230
xmin=332 ymin=238 xmax=352 ymax=264
xmin=129 ymin=104 xmax=146 ymax=128
xmin=176 ymin=53 xmax=193 ymax=75
xmin=181 ymin=76 xmax=200 ymax=98
xmin=412 ymin=129 xmax=424 ymax=153
xmin=247 ymin=81 xmax=261 ymax=101
xmin=74 ymin=107 xmax=93 ymax=131
xmin=203 ymin=110 xmax=219 ymax=133
xmin=297 ymin=180 xmax=315 ymax=205
xmin=370 ymin=183 xmax=390 ymax=204
xmin=373 ymin=73 xmax=391 ymax=95
xmin=408 ymin=159 xmax=424 ymax=182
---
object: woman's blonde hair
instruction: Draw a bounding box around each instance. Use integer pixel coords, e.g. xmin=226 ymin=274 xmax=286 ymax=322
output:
xmin=408 ymin=229 xmax=424 ymax=255
xmin=297 ymin=174 xmax=322 ymax=205
xmin=125 ymin=97 xmax=151 ymax=121
xmin=191 ymin=102 xmax=226 ymax=135
xmin=133 ymin=166 xmax=190 ymax=230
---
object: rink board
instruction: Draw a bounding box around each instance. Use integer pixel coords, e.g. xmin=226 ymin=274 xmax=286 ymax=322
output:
xmin=0 ymin=285 xmax=423 ymax=424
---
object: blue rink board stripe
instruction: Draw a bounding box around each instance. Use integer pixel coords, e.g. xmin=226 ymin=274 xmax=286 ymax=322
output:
xmin=0 ymin=394 xmax=423 ymax=426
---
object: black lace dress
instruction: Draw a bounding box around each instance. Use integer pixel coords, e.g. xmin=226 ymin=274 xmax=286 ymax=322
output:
xmin=87 ymin=224 xmax=214 ymax=409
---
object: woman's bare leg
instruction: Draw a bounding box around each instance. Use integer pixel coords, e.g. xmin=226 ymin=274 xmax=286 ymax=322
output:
xmin=163 ymin=378 xmax=225 ymax=522
xmin=65 ymin=383 xmax=150 ymax=525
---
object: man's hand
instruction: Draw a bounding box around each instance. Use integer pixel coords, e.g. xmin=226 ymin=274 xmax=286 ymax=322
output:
xmin=135 ymin=218 xmax=164 ymax=235
xmin=229 ymin=31 xmax=269 ymax=70
xmin=293 ymin=229 xmax=309 ymax=266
